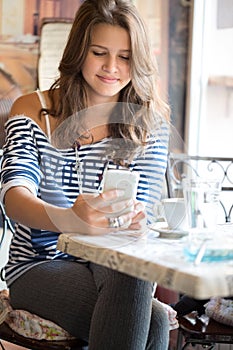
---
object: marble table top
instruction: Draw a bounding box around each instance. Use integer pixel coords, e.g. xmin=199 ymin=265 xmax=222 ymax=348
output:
xmin=57 ymin=223 xmax=233 ymax=299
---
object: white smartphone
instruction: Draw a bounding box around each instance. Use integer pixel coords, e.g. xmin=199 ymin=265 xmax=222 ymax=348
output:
xmin=102 ymin=169 xmax=139 ymax=215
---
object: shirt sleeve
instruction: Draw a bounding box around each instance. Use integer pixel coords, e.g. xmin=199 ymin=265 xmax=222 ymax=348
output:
xmin=0 ymin=116 xmax=43 ymax=202
xmin=135 ymin=120 xmax=169 ymax=223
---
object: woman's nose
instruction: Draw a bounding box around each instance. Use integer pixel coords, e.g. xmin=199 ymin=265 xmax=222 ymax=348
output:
xmin=102 ymin=56 xmax=118 ymax=73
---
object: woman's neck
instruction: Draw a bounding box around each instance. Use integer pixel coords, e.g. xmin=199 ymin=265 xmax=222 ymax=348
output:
xmin=76 ymin=124 xmax=110 ymax=146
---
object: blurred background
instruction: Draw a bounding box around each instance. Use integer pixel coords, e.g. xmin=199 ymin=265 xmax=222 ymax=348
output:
xmin=0 ymin=1 xmax=233 ymax=349
xmin=0 ymin=0 xmax=232 ymax=156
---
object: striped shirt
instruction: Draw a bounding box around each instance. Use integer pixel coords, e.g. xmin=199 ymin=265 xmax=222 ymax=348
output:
xmin=0 ymin=115 xmax=169 ymax=286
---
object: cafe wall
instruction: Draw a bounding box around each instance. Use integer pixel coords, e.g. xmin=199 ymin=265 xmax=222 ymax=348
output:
xmin=0 ymin=1 xmax=170 ymax=100
xmin=0 ymin=0 xmax=81 ymax=97
xmin=0 ymin=0 xmax=191 ymax=150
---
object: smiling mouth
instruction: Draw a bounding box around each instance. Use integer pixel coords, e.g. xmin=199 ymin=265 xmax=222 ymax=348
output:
xmin=97 ymin=75 xmax=119 ymax=84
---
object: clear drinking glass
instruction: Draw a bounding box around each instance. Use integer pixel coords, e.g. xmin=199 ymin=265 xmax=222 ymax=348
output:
xmin=182 ymin=177 xmax=222 ymax=262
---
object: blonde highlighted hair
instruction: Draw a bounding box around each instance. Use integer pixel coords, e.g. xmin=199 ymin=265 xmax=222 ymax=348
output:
xmin=48 ymin=0 xmax=170 ymax=147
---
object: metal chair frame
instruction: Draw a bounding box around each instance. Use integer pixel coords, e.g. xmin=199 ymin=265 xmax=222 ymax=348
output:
xmin=166 ymin=153 xmax=233 ymax=222
xmin=176 ymin=315 xmax=233 ymax=350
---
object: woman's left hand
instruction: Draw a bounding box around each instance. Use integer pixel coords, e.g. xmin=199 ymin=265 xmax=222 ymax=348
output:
xmin=127 ymin=201 xmax=146 ymax=231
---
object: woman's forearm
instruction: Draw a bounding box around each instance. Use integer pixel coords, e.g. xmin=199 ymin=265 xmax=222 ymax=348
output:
xmin=4 ymin=186 xmax=65 ymax=232
xmin=4 ymin=186 xmax=144 ymax=236
xmin=3 ymin=186 xmax=104 ymax=234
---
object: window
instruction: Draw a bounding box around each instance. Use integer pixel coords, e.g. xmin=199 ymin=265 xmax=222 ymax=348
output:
xmin=185 ymin=0 xmax=233 ymax=157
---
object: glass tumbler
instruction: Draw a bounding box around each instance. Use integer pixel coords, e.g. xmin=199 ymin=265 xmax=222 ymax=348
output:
xmin=182 ymin=177 xmax=222 ymax=261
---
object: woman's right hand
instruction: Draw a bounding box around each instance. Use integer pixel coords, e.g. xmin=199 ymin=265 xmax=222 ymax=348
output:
xmin=4 ymin=186 xmax=146 ymax=236
xmin=68 ymin=190 xmax=143 ymax=235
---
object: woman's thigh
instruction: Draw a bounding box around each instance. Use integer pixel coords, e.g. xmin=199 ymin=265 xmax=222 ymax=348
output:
xmin=10 ymin=260 xmax=98 ymax=340
xmin=88 ymin=263 xmax=155 ymax=350
xmin=9 ymin=261 xmax=163 ymax=349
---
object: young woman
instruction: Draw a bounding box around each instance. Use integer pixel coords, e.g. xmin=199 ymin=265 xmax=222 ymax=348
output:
xmin=1 ymin=1 xmax=171 ymax=349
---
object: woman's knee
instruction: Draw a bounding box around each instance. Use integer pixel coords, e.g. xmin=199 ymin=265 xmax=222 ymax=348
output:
xmin=90 ymin=263 xmax=153 ymax=297
xmin=152 ymin=299 xmax=170 ymax=328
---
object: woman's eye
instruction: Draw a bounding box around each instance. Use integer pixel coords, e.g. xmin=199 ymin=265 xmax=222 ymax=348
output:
xmin=120 ymin=56 xmax=129 ymax=60
xmin=93 ymin=51 xmax=105 ymax=56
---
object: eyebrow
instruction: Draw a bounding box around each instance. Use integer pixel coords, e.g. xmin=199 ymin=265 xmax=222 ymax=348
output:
xmin=90 ymin=44 xmax=131 ymax=52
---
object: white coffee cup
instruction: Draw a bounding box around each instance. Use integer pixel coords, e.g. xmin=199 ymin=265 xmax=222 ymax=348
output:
xmin=157 ymin=198 xmax=188 ymax=231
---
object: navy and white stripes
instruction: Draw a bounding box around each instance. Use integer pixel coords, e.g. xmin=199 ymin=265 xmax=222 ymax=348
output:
xmin=0 ymin=115 xmax=169 ymax=286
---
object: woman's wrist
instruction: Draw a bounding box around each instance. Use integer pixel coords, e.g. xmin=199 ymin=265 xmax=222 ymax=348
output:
xmin=46 ymin=205 xmax=82 ymax=234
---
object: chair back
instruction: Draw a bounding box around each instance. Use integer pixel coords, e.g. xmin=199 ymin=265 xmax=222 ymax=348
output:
xmin=0 ymin=99 xmax=11 ymax=149
xmin=0 ymin=67 xmax=22 ymax=149
xmin=38 ymin=18 xmax=73 ymax=90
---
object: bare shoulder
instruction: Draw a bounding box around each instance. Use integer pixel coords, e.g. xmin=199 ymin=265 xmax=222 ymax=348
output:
xmin=10 ymin=91 xmax=42 ymax=121
xmin=9 ymin=90 xmax=54 ymax=134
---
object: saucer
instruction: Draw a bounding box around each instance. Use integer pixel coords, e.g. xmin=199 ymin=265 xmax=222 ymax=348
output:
xmin=149 ymin=224 xmax=188 ymax=239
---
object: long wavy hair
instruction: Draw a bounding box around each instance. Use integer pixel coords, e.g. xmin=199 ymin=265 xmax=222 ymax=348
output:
xmin=47 ymin=0 xmax=170 ymax=150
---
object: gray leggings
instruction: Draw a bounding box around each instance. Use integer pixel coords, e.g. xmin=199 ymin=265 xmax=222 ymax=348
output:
xmin=10 ymin=260 xmax=169 ymax=350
